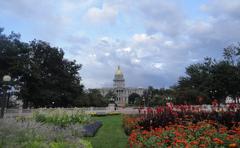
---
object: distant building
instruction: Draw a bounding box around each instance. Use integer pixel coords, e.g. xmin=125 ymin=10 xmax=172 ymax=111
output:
xmin=225 ymin=96 xmax=240 ymax=104
xmin=99 ymin=66 xmax=146 ymax=106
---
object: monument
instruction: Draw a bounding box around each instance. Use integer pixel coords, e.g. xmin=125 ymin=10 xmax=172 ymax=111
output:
xmin=99 ymin=66 xmax=146 ymax=106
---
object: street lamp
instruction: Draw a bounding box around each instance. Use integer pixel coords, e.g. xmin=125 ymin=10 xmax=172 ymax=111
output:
xmin=1 ymin=75 xmax=11 ymax=118
xmin=142 ymin=97 xmax=145 ymax=107
xmin=3 ymin=75 xmax=11 ymax=82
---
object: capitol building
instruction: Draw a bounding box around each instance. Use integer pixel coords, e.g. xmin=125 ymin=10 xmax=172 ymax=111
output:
xmin=99 ymin=66 xmax=146 ymax=106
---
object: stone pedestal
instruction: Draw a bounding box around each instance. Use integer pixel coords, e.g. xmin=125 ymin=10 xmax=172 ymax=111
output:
xmin=108 ymin=103 xmax=115 ymax=111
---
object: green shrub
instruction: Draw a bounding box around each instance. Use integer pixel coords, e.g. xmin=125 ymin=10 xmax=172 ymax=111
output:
xmin=50 ymin=141 xmax=78 ymax=148
xmin=0 ymin=118 xmax=86 ymax=148
xmin=79 ymin=139 xmax=93 ymax=148
xmin=33 ymin=108 xmax=91 ymax=126
xmin=22 ymin=140 xmax=47 ymax=148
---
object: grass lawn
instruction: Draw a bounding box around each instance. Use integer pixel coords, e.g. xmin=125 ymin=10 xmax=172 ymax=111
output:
xmin=85 ymin=115 xmax=128 ymax=148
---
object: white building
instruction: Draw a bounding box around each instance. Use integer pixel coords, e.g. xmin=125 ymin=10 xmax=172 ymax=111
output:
xmin=99 ymin=66 xmax=146 ymax=106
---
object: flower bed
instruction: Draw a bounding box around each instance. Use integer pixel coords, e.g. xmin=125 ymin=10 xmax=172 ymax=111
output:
xmin=123 ymin=109 xmax=240 ymax=136
xmin=139 ymin=110 xmax=240 ymax=131
xmin=122 ymin=115 xmax=142 ymax=135
xmin=129 ymin=121 xmax=240 ymax=148
xmin=124 ymin=106 xmax=240 ymax=147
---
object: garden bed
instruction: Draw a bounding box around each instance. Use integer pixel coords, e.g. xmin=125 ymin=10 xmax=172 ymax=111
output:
xmin=123 ymin=106 xmax=240 ymax=148
xmin=0 ymin=108 xmax=98 ymax=148
xmin=0 ymin=118 xmax=92 ymax=148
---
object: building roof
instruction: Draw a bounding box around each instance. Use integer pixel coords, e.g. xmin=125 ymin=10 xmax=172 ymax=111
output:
xmin=115 ymin=66 xmax=123 ymax=76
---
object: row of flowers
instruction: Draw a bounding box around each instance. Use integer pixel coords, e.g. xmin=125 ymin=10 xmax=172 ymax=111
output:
xmin=129 ymin=120 xmax=240 ymax=148
xmin=124 ymin=105 xmax=240 ymax=147
xmin=123 ymin=107 xmax=240 ymax=135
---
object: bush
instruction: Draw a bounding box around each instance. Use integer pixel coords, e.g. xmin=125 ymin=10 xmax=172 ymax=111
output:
xmin=123 ymin=106 xmax=240 ymax=141
xmin=79 ymin=139 xmax=93 ymax=148
xmin=33 ymin=108 xmax=91 ymax=126
xmin=90 ymin=112 xmax=121 ymax=117
xmin=82 ymin=121 xmax=102 ymax=137
xmin=122 ymin=115 xmax=141 ymax=135
xmin=0 ymin=118 xmax=88 ymax=148
xmin=137 ymin=107 xmax=240 ymax=131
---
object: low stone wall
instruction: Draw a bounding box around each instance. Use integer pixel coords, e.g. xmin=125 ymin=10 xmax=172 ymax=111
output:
xmin=3 ymin=104 xmax=238 ymax=118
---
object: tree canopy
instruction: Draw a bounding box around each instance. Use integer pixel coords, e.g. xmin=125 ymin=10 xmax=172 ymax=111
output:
xmin=0 ymin=28 xmax=85 ymax=108
xmin=176 ymin=44 xmax=240 ymax=104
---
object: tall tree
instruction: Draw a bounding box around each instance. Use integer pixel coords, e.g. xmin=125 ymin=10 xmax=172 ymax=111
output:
xmin=176 ymin=44 xmax=240 ymax=104
xmin=128 ymin=93 xmax=140 ymax=105
xmin=0 ymin=29 xmax=84 ymax=108
xmin=87 ymin=89 xmax=108 ymax=107
xmin=21 ymin=40 xmax=84 ymax=107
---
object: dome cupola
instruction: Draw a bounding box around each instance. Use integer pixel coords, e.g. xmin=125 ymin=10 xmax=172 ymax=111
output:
xmin=113 ymin=65 xmax=125 ymax=88
xmin=115 ymin=66 xmax=123 ymax=76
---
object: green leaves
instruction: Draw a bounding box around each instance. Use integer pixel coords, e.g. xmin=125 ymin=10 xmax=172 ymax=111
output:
xmin=0 ymin=28 xmax=84 ymax=108
xmin=176 ymin=44 xmax=240 ymax=104
xmin=33 ymin=109 xmax=91 ymax=127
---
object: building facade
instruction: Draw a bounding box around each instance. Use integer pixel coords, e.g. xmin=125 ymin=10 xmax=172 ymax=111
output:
xmin=99 ymin=66 xmax=146 ymax=106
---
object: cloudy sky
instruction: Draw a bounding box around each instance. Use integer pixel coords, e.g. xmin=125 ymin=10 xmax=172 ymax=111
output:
xmin=1 ymin=0 xmax=240 ymax=88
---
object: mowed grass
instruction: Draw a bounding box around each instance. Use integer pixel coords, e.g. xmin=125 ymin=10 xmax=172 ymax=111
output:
xmin=85 ymin=115 xmax=128 ymax=148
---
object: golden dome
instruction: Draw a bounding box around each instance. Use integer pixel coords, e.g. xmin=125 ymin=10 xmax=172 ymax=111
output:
xmin=115 ymin=66 xmax=123 ymax=75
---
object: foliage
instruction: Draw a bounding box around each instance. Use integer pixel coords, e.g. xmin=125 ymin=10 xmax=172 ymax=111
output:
xmin=123 ymin=106 xmax=240 ymax=135
xmin=33 ymin=108 xmax=91 ymax=127
xmin=122 ymin=115 xmax=141 ymax=135
xmin=126 ymin=106 xmax=240 ymax=148
xmin=89 ymin=112 xmax=121 ymax=117
xmin=129 ymin=121 xmax=240 ymax=148
xmin=176 ymin=44 xmax=240 ymax=104
xmin=104 ymin=90 xmax=117 ymax=103
xmin=140 ymin=109 xmax=240 ymax=130
xmin=128 ymin=93 xmax=141 ymax=105
xmin=142 ymin=87 xmax=176 ymax=107
xmin=79 ymin=139 xmax=93 ymax=148
xmin=84 ymin=89 xmax=109 ymax=107
xmin=0 ymin=28 xmax=85 ymax=108
xmin=82 ymin=121 xmax=102 ymax=137
xmin=0 ymin=118 xmax=89 ymax=148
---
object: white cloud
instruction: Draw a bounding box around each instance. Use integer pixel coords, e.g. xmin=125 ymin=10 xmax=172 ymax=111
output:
xmin=131 ymin=58 xmax=141 ymax=64
xmin=120 ymin=47 xmax=132 ymax=53
xmin=84 ymin=4 xmax=118 ymax=24
xmin=153 ymin=63 xmax=164 ymax=70
xmin=164 ymin=40 xmax=174 ymax=47
xmin=104 ymin=52 xmax=110 ymax=56
xmin=2 ymin=0 xmax=240 ymax=88
xmin=132 ymin=33 xmax=153 ymax=42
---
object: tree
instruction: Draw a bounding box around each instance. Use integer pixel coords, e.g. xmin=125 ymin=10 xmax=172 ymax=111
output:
xmin=87 ymin=89 xmax=108 ymax=107
xmin=128 ymin=93 xmax=140 ymax=105
xmin=104 ymin=90 xmax=117 ymax=103
xmin=0 ymin=28 xmax=84 ymax=108
xmin=20 ymin=40 xmax=84 ymax=107
xmin=0 ymin=29 xmax=30 ymax=105
xmin=176 ymin=44 xmax=240 ymax=104
xmin=223 ymin=44 xmax=240 ymax=66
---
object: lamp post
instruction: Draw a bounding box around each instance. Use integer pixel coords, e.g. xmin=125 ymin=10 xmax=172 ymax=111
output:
xmin=1 ymin=75 xmax=11 ymax=118
xmin=142 ymin=97 xmax=145 ymax=107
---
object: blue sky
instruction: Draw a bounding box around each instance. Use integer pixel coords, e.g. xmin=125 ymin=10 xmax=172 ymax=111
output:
xmin=1 ymin=0 xmax=240 ymax=88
